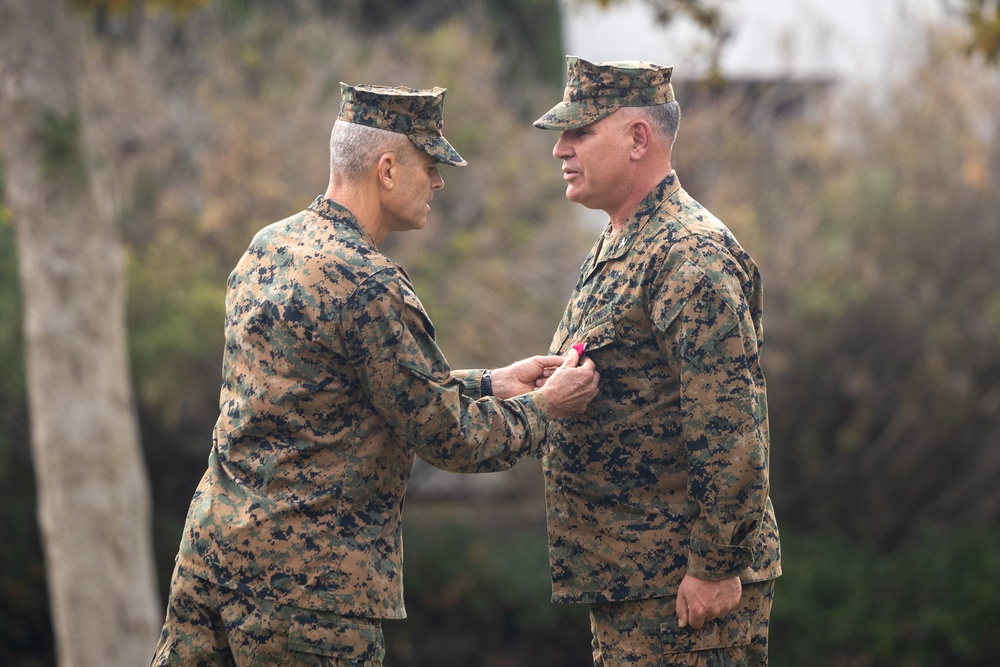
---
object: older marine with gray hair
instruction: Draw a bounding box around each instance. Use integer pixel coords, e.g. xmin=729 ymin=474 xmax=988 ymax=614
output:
xmin=534 ymin=56 xmax=781 ymax=666
xmin=151 ymin=81 xmax=599 ymax=667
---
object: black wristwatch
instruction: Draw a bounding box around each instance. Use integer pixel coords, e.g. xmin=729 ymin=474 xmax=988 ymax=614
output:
xmin=481 ymin=369 xmax=493 ymax=396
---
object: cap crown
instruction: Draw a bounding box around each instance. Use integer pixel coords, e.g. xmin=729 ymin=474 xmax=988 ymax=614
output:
xmin=534 ymin=56 xmax=675 ymax=130
xmin=338 ymin=83 xmax=466 ymax=166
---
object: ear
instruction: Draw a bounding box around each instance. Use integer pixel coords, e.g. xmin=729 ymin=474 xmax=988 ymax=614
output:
xmin=376 ymin=152 xmax=398 ymax=190
xmin=627 ymin=118 xmax=652 ymax=160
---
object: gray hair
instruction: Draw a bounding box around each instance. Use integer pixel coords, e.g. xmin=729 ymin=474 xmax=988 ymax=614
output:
xmin=625 ymin=101 xmax=681 ymax=144
xmin=329 ymin=120 xmax=414 ymax=181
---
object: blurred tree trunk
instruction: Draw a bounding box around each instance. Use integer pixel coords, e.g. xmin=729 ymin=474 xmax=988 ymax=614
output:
xmin=0 ymin=1 xmax=161 ymax=665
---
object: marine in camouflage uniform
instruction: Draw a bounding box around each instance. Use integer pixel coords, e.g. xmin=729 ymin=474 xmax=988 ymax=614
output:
xmin=533 ymin=57 xmax=782 ymax=666
xmin=151 ymin=83 xmax=598 ymax=667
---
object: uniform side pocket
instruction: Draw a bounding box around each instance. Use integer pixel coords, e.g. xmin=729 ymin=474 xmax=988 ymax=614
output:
xmin=660 ymin=610 xmax=752 ymax=653
xmin=288 ymin=611 xmax=385 ymax=663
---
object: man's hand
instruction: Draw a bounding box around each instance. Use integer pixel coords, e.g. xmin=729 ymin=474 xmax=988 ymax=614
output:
xmin=676 ymin=574 xmax=742 ymax=629
xmin=536 ymin=347 xmax=599 ymax=417
xmin=490 ymin=355 xmax=567 ymax=399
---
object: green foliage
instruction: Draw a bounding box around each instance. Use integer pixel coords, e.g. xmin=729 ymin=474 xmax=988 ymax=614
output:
xmin=382 ymin=514 xmax=1000 ymax=666
xmin=672 ymin=36 xmax=1000 ymax=549
xmin=0 ymin=163 xmax=51 ymax=667
xmin=38 ymin=109 xmax=86 ymax=183
xmin=0 ymin=177 xmax=25 ymax=413
xmin=385 ymin=509 xmax=592 ymax=666
xmin=326 ymin=0 xmax=566 ymax=89
xmin=5 ymin=2 xmax=1000 ymax=664
xmin=127 ymin=233 xmax=227 ymax=428
xmin=71 ymin=0 xmax=208 ymax=16
xmin=772 ymin=526 xmax=1000 ymax=666
xmin=0 ymin=456 xmax=53 ymax=667
xmin=963 ymin=0 xmax=1000 ymax=62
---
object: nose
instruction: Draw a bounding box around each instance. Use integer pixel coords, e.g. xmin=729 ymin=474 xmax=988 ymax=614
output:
xmin=431 ymin=167 xmax=444 ymax=190
xmin=553 ymin=133 xmax=573 ymax=160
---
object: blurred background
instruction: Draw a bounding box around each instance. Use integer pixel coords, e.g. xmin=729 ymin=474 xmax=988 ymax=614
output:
xmin=2 ymin=0 xmax=1000 ymax=665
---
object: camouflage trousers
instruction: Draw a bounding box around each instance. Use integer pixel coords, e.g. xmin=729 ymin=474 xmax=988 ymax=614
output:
xmin=589 ymin=579 xmax=775 ymax=667
xmin=150 ymin=564 xmax=385 ymax=667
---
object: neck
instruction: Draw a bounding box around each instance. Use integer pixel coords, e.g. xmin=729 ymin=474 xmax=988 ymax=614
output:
xmin=608 ymin=161 xmax=672 ymax=233
xmin=324 ymin=179 xmax=387 ymax=244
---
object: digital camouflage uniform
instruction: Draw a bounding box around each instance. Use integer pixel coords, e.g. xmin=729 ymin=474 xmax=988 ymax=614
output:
xmin=534 ymin=57 xmax=781 ymax=666
xmin=152 ymin=84 xmax=543 ymax=667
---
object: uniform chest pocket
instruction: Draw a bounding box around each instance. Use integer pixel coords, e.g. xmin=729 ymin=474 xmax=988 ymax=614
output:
xmin=556 ymin=318 xmax=618 ymax=358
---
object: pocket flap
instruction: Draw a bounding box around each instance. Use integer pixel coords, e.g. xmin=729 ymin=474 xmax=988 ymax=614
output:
xmin=288 ymin=612 xmax=385 ymax=661
xmin=559 ymin=318 xmax=617 ymax=356
xmin=660 ymin=610 xmax=752 ymax=653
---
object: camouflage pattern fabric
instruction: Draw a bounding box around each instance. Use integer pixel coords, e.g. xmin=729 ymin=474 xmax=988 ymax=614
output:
xmin=339 ymin=83 xmax=466 ymax=166
xmin=542 ymin=172 xmax=781 ymax=605
xmin=589 ymin=580 xmax=775 ymax=667
xmin=151 ymin=565 xmax=384 ymax=666
xmin=174 ymin=196 xmax=547 ymax=622
xmin=533 ymin=56 xmax=675 ymax=131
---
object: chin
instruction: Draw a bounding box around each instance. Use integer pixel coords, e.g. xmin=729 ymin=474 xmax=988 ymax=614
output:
xmin=566 ymin=189 xmax=589 ymax=206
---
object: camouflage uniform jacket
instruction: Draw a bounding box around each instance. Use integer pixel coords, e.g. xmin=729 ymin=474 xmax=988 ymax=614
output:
xmin=544 ymin=172 xmax=781 ymax=604
xmin=177 ymin=197 xmax=547 ymax=618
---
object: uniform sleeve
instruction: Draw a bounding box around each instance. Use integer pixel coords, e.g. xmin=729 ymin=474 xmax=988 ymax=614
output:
xmin=340 ymin=270 xmax=546 ymax=472
xmin=651 ymin=256 xmax=769 ymax=580
xmin=450 ymin=369 xmax=487 ymax=398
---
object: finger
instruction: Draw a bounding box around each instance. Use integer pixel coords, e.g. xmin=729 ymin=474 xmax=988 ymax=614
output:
xmin=676 ymin=592 xmax=689 ymax=629
xmin=537 ymin=355 xmax=565 ymax=367
xmin=688 ymin=607 xmax=705 ymax=630
xmin=561 ymin=347 xmax=580 ymax=368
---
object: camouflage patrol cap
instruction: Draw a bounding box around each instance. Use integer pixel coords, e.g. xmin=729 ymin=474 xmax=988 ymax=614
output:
xmin=533 ymin=56 xmax=675 ymax=130
xmin=339 ymin=83 xmax=467 ymax=166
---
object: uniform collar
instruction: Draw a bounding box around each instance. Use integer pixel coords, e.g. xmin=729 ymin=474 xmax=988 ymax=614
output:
xmin=593 ymin=171 xmax=681 ymax=267
xmin=308 ymin=196 xmax=377 ymax=247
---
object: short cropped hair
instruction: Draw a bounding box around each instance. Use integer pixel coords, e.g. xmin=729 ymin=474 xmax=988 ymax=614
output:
xmin=329 ymin=120 xmax=414 ymax=181
xmin=627 ymin=101 xmax=681 ymax=144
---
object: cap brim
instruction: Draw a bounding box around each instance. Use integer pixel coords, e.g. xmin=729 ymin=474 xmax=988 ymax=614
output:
xmin=532 ymin=102 xmax=614 ymax=130
xmin=410 ymin=135 xmax=467 ymax=167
